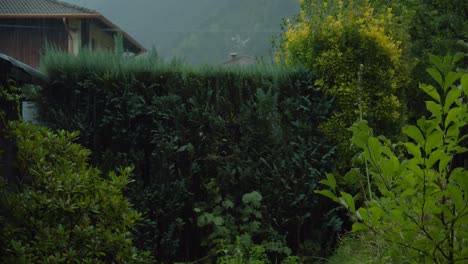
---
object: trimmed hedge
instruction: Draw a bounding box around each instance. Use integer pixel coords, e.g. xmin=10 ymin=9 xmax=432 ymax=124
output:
xmin=38 ymin=50 xmax=341 ymax=262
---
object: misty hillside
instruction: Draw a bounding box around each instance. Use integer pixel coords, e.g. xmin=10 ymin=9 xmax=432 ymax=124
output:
xmin=63 ymin=0 xmax=299 ymax=64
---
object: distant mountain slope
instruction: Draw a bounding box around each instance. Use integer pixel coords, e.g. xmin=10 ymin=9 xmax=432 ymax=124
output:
xmin=169 ymin=0 xmax=299 ymax=64
xmin=63 ymin=0 xmax=299 ymax=64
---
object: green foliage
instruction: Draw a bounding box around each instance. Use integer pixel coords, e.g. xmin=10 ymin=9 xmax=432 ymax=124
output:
xmin=196 ymin=190 xmax=264 ymax=247
xmin=37 ymin=49 xmax=339 ymax=261
xmin=277 ymin=0 xmax=411 ymax=164
xmin=318 ymin=55 xmax=468 ymax=262
xmin=328 ymin=233 xmax=410 ymax=264
xmin=216 ymin=237 xmax=269 ymax=264
xmin=216 ymin=237 xmax=302 ymax=264
xmin=0 ymin=82 xmax=21 ymax=124
xmin=367 ymin=0 xmax=467 ymax=120
xmin=0 ymin=122 xmax=151 ymax=263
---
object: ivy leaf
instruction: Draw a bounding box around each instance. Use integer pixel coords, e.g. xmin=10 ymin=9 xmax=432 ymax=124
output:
xmin=242 ymin=191 xmax=263 ymax=207
xmin=213 ymin=216 xmax=224 ymax=226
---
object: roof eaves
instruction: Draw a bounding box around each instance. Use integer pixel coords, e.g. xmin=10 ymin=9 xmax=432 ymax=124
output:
xmin=0 ymin=14 xmax=100 ymax=19
xmin=97 ymin=15 xmax=146 ymax=54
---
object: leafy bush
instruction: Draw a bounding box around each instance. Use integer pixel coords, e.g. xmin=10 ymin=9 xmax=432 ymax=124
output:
xmin=0 ymin=82 xmax=21 ymax=186
xmin=0 ymin=121 xmax=151 ymax=263
xmin=328 ymin=232 xmax=409 ymax=264
xmin=277 ymin=0 xmax=411 ymax=163
xmin=37 ymin=49 xmax=340 ymax=261
xmin=318 ymin=55 xmax=468 ymax=262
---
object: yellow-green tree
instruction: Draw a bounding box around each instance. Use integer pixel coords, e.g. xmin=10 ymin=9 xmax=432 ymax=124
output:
xmin=278 ymin=0 xmax=411 ymax=160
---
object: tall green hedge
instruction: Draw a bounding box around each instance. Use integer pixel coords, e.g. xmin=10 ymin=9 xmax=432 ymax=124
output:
xmin=38 ymin=50 xmax=340 ymax=262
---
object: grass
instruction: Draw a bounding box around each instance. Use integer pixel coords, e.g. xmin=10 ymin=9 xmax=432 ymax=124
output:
xmin=327 ymin=232 xmax=412 ymax=264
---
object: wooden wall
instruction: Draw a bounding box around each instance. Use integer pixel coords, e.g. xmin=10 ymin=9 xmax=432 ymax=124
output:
xmin=0 ymin=18 xmax=68 ymax=68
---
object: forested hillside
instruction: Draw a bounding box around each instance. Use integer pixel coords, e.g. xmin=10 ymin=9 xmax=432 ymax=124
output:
xmin=64 ymin=0 xmax=299 ymax=64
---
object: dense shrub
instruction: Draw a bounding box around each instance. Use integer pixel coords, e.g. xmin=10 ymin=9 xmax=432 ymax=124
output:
xmin=0 ymin=121 xmax=151 ymax=263
xmin=319 ymin=56 xmax=468 ymax=262
xmin=277 ymin=0 xmax=411 ymax=164
xmin=38 ymin=49 xmax=340 ymax=262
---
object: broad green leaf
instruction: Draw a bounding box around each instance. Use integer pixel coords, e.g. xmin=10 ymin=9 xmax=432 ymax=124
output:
xmin=457 ymin=214 xmax=468 ymax=225
xmin=314 ymin=190 xmax=339 ymax=203
xmin=443 ymin=55 xmax=452 ymax=70
xmin=438 ymin=153 xmax=452 ymax=173
xmin=447 ymin=184 xmax=464 ymax=211
xmin=446 ymin=124 xmax=460 ymax=139
xmin=340 ymin=192 xmax=355 ymax=213
xmin=451 ymin=168 xmax=468 ymax=194
xmin=420 ymin=84 xmax=440 ymax=102
xmin=400 ymin=188 xmax=416 ymax=198
xmin=426 ymin=101 xmax=442 ymax=120
xmin=351 ymin=222 xmax=368 ymax=232
xmin=427 ymin=67 xmax=443 ymax=87
xmin=429 ymin=55 xmax=443 ymax=73
xmin=326 ymin=173 xmax=336 ymax=191
xmin=426 ymin=149 xmax=444 ymax=169
xmin=445 ymin=107 xmax=462 ymax=128
xmin=444 ymin=87 xmax=462 ymax=112
xmin=357 ymin=207 xmax=368 ymax=221
xmin=403 ymin=125 xmax=424 ymax=145
xmin=350 ymin=121 xmax=371 ymax=150
xmin=319 ymin=173 xmax=337 ymax=191
xmin=368 ymin=137 xmax=382 ymax=164
xmin=369 ymin=206 xmax=384 ymax=226
xmin=404 ymin=142 xmax=422 ymax=162
xmin=425 ymin=130 xmax=443 ymax=153
xmin=461 ymin=74 xmax=468 ymax=95
xmin=444 ymin=71 xmax=460 ymax=92
xmin=452 ymin=52 xmax=465 ymax=64
xmin=406 ymin=160 xmax=424 ymax=178
xmin=344 ymin=168 xmax=361 ymax=183
xmin=379 ymin=159 xmax=395 ymax=184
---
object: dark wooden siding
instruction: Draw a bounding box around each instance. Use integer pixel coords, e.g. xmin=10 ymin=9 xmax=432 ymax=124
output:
xmin=0 ymin=18 xmax=68 ymax=68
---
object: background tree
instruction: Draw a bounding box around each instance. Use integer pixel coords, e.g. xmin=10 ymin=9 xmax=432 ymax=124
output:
xmin=277 ymin=0 xmax=411 ymax=165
